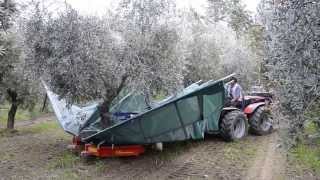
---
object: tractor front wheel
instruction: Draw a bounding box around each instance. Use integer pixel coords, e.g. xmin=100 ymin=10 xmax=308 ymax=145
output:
xmin=249 ymin=106 xmax=273 ymax=135
xmin=220 ymin=110 xmax=248 ymax=141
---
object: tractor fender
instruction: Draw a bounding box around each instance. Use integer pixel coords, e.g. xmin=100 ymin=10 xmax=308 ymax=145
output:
xmin=244 ymin=102 xmax=265 ymax=114
xmin=219 ymin=107 xmax=240 ymax=120
xmin=222 ymin=107 xmax=239 ymax=111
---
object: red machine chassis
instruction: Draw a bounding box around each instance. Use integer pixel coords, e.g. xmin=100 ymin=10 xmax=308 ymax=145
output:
xmin=68 ymin=136 xmax=145 ymax=158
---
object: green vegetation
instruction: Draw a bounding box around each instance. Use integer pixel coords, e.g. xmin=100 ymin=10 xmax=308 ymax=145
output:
xmin=58 ymin=170 xmax=80 ymax=180
xmin=291 ymin=143 xmax=320 ymax=174
xmin=0 ymin=120 xmax=59 ymax=139
xmin=152 ymin=91 xmax=168 ymax=101
xmin=48 ymin=151 xmax=108 ymax=179
xmin=0 ymin=104 xmax=47 ymax=125
xmin=18 ymin=121 xmax=59 ymax=134
xmin=47 ymin=151 xmax=84 ymax=180
xmin=223 ymin=140 xmax=258 ymax=161
xmin=304 ymin=121 xmax=319 ymax=137
xmin=290 ymin=119 xmax=320 ymax=175
xmin=49 ymin=151 xmax=81 ymax=169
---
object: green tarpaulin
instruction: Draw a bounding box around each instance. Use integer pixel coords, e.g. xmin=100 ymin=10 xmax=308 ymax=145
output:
xmin=46 ymin=77 xmax=229 ymax=145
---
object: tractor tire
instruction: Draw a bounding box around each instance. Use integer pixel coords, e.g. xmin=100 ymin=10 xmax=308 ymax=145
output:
xmin=249 ymin=106 xmax=273 ymax=135
xmin=220 ymin=110 xmax=248 ymax=141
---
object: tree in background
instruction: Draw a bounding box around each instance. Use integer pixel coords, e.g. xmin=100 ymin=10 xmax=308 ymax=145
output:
xmin=0 ymin=0 xmax=40 ymax=129
xmin=0 ymin=0 xmax=16 ymax=86
xmin=207 ymin=0 xmax=252 ymax=34
xmin=179 ymin=8 xmax=222 ymax=86
xmin=180 ymin=0 xmax=260 ymax=89
xmin=0 ymin=34 xmax=39 ymax=129
xmin=259 ymin=0 xmax=320 ymax=143
xmin=113 ymin=0 xmax=184 ymax=97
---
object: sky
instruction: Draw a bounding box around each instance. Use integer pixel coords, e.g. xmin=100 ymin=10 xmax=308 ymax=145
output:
xmin=66 ymin=0 xmax=260 ymax=15
xmin=243 ymin=0 xmax=260 ymax=13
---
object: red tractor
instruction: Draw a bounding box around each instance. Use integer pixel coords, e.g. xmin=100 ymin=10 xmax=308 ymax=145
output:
xmin=219 ymin=85 xmax=273 ymax=141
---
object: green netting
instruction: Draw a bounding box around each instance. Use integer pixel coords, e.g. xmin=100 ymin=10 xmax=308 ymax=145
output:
xmin=176 ymin=96 xmax=201 ymax=125
xmin=110 ymin=92 xmax=149 ymax=113
xmin=46 ymin=74 xmax=229 ymax=145
xmin=204 ymin=92 xmax=224 ymax=132
xmin=82 ymin=80 xmax=225 ymax=145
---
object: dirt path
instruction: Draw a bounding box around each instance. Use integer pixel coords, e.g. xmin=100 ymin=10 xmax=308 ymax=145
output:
xmin=245 ymin=132 xmax=286 ymax=180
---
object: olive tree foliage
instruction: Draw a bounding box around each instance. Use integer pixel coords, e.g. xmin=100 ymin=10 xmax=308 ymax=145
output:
xmin=259 ymin=0 xmax=320 ymax=142
xmin=178 ymin=8 xmax=221 ymax=86
xmin=112 ymin=0 xmax=184 ymax=96
xmin=0 ymin=0 xmax=39 ymax=129
xmin=0 ymin=0 xmax=15 ymax=31
xmin=0 ymin=0 xmax=16 ymax=85
xmin=216 ymin=26 xmax=261 ymax=88
xmin=207 ymin=0 xmax=252 ymax=34
xmin=23 ymin=0 xmax=184 ymax=117
xmin=0 ymin=34 xmax=39 ymax=129
xmin=180 ymin=4 xmax=260 ymax=89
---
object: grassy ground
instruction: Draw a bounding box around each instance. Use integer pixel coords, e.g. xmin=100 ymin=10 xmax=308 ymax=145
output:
xmin=291 ymin=143 xmax=320 ymax=173
xmin=0 ymin=113 xmax=262 ymax=180
xmin=0 ymin=104 xmax=48 ymax=126
xmin=1 ymin=103 xmax=318 ymax=179
xmin=287 ymin=119 xmax=320 ymax=179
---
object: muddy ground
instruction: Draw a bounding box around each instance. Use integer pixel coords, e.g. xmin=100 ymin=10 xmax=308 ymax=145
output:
xmin=0 ymin=115 xmax=318 ymax=180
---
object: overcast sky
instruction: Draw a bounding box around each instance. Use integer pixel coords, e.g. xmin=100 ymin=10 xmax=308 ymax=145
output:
xmin=66 ymin=0 xmax=260 ymax=15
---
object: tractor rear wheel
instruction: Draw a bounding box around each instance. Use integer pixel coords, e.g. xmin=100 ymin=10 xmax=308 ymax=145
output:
xmin=249 ymin=106 xmax=273 ymax=135
xmin=220 ymin=110 xmax=248 ymax=141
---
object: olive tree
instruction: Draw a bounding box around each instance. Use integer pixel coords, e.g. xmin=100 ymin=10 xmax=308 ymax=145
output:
xmin=259 ymin=0 xmax=320 ymax=142
xmin=0 ymin=0 xmax=40 ymax=129
xmin=0 ymin=34 xmax=40 ymax=129
xmin=23 ymin=0 xmax=184 ymax=126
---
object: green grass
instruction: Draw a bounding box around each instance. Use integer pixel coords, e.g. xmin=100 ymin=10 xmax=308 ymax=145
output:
xmin=150 ymin=90 xmax=171 ymax=101
xmin=0 ymin=121 xmax=60 ymax=138
xmin=48 ymin=152 xmax=83 ymax=180
xmin=304 ymin=121 xmax=318 ymax=135
xmin=290 ymin=120 xmax=320 ymax=175
xmin=291 ymin=143 xmax=320 ymax=174
xmin=48 ymin=151 xmax=104 ymax=180
xmin=18 ymin=121 xmax=59 ymax=134
xmin=223 ymin=140 xmax=258 ymax=161
xmin=0 ymin=104 xmax=47 ymax=125
xmin=49 ymin=151 xmax=81 ymax=169
xmin=59 ymin=170 xmax=80 ymax=180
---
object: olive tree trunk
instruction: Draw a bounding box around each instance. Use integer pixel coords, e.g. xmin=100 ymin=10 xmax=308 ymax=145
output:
xmin=7 ymin=89 xmax=18 ymax=129
xmin=99 ymin=75 xmax=128 ymax=128
xmin=99 ymin=100 xmax=112 ymax=128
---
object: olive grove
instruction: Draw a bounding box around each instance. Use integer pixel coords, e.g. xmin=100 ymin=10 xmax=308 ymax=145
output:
xmin=22 ymin=0 xmax=259 ymax=108
xmin=0 ymin=0 xmax=264 ymax=129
